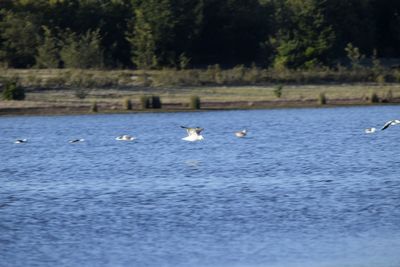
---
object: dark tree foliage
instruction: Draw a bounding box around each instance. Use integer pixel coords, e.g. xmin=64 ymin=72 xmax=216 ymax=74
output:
xmin=1 ymin=80 xmax=25 ymax=100
xmin=0 ymin=0 xmax=400 ymax=69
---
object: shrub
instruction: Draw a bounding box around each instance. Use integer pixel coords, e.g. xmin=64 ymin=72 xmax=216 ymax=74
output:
xmin=35 ymin=26 xmax=60 ymax=68
xmin=150 ymin=95 xmax=162 ymax=109
xmin=345 ymin=43 xmax=365 ymax=69
xmin=376 ymin=74 xmax=386 ymax=84
xmin=207 ymin=64 xmax=224 ymax=84
xmin=123 ymin=98 xmax=132 ymax=110
xmin=179 ymin=53 xmax=190 ymax=70
xmin=91 ymin=101 xmax=98 ymax=112
xmin=60 ymin=29 xmax=104 ymax=69
xmin=140 ymin=95 xmax=150 ymax=109
xmin=386 ymin=89 xmax=393 ymax=101
xmin=136 ymin=71 xmax=152 ymax=86
xmin=370 ymin=92 xmax=380 ymax=103
xmin=273 ymin=84 xmax=283 ymax=98
xmin=244 ymin=64 xmax=261 ymax=84
xmin=75 ymin=88 xmax=88 ymax=99
xmin=2 ymin=80 xmax=25 ymax=100
xmin=318 ymin=92 xmax=327 ymax=105
xmin=189 ymin=95 xmax=201 ymax=109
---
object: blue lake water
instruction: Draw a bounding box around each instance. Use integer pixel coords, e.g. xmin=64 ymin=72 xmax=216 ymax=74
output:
xmin=1 ymin=106 xmax=400 ymax=267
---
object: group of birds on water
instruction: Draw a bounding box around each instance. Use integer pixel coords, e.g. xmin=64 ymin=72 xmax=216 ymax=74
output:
xmin=365 ymin=119 xmax=400 ymax=134
xmin=11 ymin=119 xmax=399 ymax=144
xmin=12 ymin=126 xmax=248 ymax=144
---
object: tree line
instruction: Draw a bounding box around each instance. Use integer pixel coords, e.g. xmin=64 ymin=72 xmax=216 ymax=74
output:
xmin=1 ymin=0 xmax=400 ymax=70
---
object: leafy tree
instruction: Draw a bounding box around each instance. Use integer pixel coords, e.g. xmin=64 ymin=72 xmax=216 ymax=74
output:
xmin=35 ymin=26 xmax=60 ymax=68
xmin=60 ymin=29 xmax=104 ymax=68
xmin=126 ymin=9 xmax=157 ymax=69
xmin=0 ymin=10 xmax=39 ymax=67
xmin=1 ymin=0 xmax=400 ymax=69
xmin=271 ymin=0 xmax=335 ymax=69
xmin=127 ymin=0 xmax=181 ymax=67
xmin=371 ymin=0 xmax=400 ymax=57
xmin=2 ymin=80 xmax=25 ymax=100
xmin=192 ymin=0 xmax=270 ymax=66
xmin=344 ymin=43 xmax=365 ymax=69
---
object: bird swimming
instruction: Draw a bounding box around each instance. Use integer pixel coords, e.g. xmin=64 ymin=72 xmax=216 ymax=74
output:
xmin=115 ymin=135 xmax=135 ymax=141
xmin=381 ymin=119 xmax=400 ymax=130
xmin=14 ymin=139 xmax=27 ymax=144
xmin=69 ymin=139 xmax=85 ymax=143
xmin=235 ymin=129 xmax=247 ymax=138
xmin=181 ymin=126 xmax=204 ymax=141
xmin=365 ymin=128 xmax=376 ymax=134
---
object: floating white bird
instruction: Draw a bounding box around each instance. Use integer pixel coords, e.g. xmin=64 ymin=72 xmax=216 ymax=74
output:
xmin=365 ymin=128 xmax=376 ymax=134
xmin=181 ymin=126 xmax=204 ymax=141
xmin=69 ymin=139 xmax=85 ymax=143
xmin=235 ymin=129 xmax=247 ymax=138
xmin=381 ymin=119 xmax=400 ymax=131
xmin=116 ymin=135 xmax=135 ymax=141
xmin=14 ymin=139 xmax=27 ymax=144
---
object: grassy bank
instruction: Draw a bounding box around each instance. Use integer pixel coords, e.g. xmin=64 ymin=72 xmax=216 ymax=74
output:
xmin=1 ymin=68 xmax=400 ymax=115
xmin=1 ymin=67 xmax=400 ymax=88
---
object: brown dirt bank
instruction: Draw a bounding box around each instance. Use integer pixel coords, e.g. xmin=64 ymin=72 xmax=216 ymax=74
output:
xmin=1 ymin=98 xmax=399 ymax=116
xmin=2 ymin=82 xmax=400 ymax=116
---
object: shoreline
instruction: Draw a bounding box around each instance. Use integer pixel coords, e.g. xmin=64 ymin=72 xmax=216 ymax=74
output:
xmin=2 ymin=78 xmax=400 ymax=116
xmin=1 ymin=99 xmax=399 ymax=117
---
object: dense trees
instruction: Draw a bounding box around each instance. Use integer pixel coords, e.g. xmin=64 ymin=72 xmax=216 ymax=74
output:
xmin=0 ymin=0 xmax=399 ymax=69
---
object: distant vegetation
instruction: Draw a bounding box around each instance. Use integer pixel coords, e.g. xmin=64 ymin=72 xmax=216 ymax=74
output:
xmin=123 ymin=98 xmax=132 ymax=110
xmin=189 ymin=96 xmax=201 ymax=110
xmin=2 ymin=68 xmax=400 ymax=90
xmin=1 ymin=79 xmax=25 ymax=100
xmin=1 ymin=0 xmax=400 ymax=70
xmin=2 ymin=0 xmax=400 ymax=115
xmin=318 ymin=92 xmax=327 ymax=105
xmin=90 ymin=101 xmax=98 ymax=112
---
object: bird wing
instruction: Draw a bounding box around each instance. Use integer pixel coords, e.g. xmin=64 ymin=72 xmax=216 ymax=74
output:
xmin=194 ymin=127 xmax=203 ymax=135
xmin=381 ymin=120 xmax=393 ymax=130
xmin=181 ymin=126 xmax=202 ymax=136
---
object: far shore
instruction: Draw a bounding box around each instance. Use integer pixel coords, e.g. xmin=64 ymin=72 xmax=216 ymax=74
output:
xmin=1 ymin=88 xmax=400 ymax=116
xmin=1 ymin=69 xmax=400 ymax=116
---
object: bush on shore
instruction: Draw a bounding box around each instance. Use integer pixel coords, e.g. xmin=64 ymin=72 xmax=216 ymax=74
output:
xmin=318 ymin=92 xmax=327 ymax=105
xmin=1 ymin=66 xmax=400 ymax=89
xmin=189 ymin=95 xmax=201 ymax=109
xmin=123 ymin=98 xmax=132 ymax=110
xmin=1 ymin=79 xmax=25 ymax=100
xmin=91 ymin=101 xmax=98 ymax=112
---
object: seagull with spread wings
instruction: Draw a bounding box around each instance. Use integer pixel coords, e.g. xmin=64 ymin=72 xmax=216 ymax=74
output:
xmin=381 ymin=119 xmax=400 ymax=131
xmin=181 ymin=126 xmax=204 ymax=141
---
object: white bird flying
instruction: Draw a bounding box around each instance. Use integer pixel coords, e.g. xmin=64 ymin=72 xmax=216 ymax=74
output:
xmin=235 ymin=129 xmax=247 ymax=138
xmin=381 ymin=119 xmax=400 ymax=131
xmin=14 ymin=139 xmax=27 ymax=144
xmin=115 ymin=135 xmax=136 ymax=141
xmin=181 ymin=126 xmax=204 ymax=141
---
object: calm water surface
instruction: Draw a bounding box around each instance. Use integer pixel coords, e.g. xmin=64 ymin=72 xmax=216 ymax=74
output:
xmin=1 ymin=106 xmax=400 ymax=267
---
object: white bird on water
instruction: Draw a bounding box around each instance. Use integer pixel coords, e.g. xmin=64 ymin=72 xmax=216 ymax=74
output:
xmin=181 ymin=126 xmax=204 ymax=141
xmin=115 ymin=135 xmax=136 ymax=141
xmin=69 ymin=139 xmax=85 ymax=143
xmin=364 ymin=128 xmax=376 ymax=134
xmin=381 ymin=119 xmax=400 ymax=131
xmin=235 ymin=129 xmax=247 ymax=138
xmin=14 ymin=139 xmax=27 ymax=144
